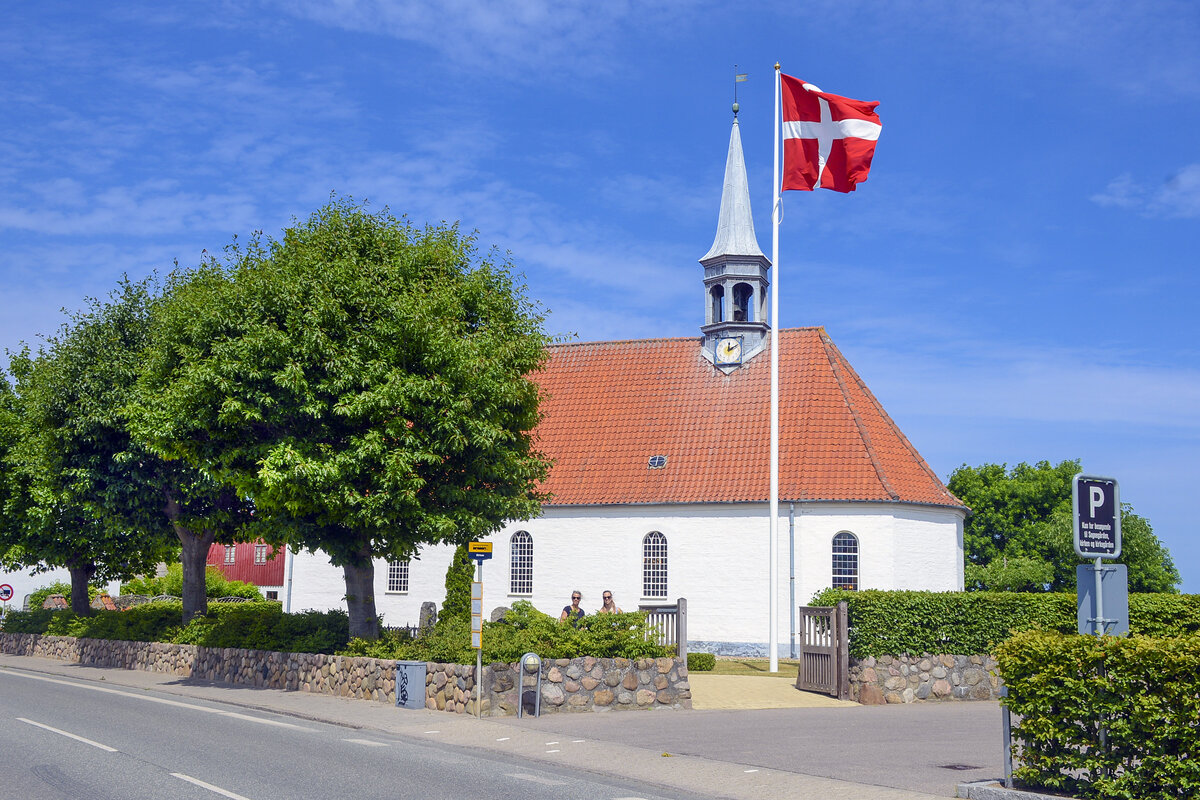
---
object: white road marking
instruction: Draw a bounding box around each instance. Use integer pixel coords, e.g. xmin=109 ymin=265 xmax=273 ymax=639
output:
xmin=423 ymin=730 xmax=440 ymax=734
xmin=171 ymin=772 xmax=254 ymax=799
xmin=342 ymin=738 xmax=388 ymax=746
xmin=545 ymin=740 xmax=559 ymax=745
xmin=495 ymin=736 xmax=510 ymax=741
xmin=507 ymin=773 xmax=568 ymax=786
xmin=744 ymin=769 xmax=759 ymax=773
xmin=2 ymin=670 xmax=312 ymax=731
xmin=17 ymin=717 xmax=118 ymax=752
xmin=571 ymin=739 xmax=586 ymax=742
xmin=546 ymin=749 xmax=560 ymax=753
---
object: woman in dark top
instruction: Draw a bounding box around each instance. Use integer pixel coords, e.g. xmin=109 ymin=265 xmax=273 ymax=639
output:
xmin=560 ymin=590 xmax=584 ymax=623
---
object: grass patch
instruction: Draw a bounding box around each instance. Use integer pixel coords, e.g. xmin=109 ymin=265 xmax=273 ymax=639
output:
xmin=709 ymin=658 xmax=800 ymax=677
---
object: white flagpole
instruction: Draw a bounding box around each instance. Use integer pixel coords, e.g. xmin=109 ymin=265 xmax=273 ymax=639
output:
xmin=768 ymin=62 xmax=782 ymax=673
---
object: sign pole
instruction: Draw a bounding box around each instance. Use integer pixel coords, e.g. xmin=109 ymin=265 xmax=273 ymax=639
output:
xmin=467 ymin=540 xmax=492 ymax=719
xmin=476 ymin=559 xmax=483 ymax=719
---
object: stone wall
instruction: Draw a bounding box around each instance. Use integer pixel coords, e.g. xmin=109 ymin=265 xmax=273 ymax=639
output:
xmin=849 ymin=653 xmax=1002 ymax=704
xmin=0 ymin=633 xmax=689 ymax=715
xmin=482 ymin=656 xmax=691 ymax=715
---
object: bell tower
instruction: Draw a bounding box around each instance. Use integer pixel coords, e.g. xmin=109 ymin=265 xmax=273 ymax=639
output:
xmin=700 ymin=105 xmax=770 ymax=370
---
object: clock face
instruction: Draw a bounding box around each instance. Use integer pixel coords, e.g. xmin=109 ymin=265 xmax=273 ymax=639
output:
xmin=715 ymin=336 xmax=742 ymax=365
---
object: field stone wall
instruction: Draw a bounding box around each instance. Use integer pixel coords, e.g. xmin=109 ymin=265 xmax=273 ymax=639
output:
xmin=0 ymin=633 xmax=690 ymax=715
xmin=849 ymin=653 xmax=1002 ymax=704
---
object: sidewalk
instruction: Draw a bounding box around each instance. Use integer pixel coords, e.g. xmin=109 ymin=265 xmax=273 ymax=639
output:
xmin=0 ymin=653 xmax=1000 ymax=799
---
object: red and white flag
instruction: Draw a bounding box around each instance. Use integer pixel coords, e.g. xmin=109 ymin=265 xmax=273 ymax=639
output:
xmin=780 ymin=74 xmax=881 ymax=193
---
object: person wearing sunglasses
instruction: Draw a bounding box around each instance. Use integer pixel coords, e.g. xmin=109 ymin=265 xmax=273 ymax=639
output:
xmin=597 ymin=591 xmax=622 ymax=614
xmin=560 ymin=591 xmax=584 ymax=624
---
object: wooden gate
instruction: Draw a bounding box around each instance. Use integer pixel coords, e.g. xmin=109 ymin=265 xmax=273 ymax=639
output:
xmin=796 ymin=602 xmax=849 ymax=699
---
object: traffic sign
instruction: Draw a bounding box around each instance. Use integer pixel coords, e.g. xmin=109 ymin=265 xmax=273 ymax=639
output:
xmin=468 ymin=541 xmax=493 ymax=561
xmin=0 ymin=584 xmax=12 ymax=602
xmin=1073 ymin=474 xmax=1121 ymax=559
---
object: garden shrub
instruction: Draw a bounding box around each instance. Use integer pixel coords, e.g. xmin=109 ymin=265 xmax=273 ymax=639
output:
xmin=810 ymin=589 xmax=1200 ymax=658
xmin=24 ymin=581 xmax=104 ymax=611
xmin=120 ymin=564 xmax=263 ymax=600
xmin=0 ymin=608 xmax=57 ymax=634
xmin=687 ymin=652 xmax=716 ymax=671
xmin=996 ymin=630 xmax=1200 ymax=800
xmin=340 ymin=601 xmax=674 ymax=664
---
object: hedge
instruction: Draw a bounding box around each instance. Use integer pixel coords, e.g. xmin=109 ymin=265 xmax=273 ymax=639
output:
xmin=995 ymin=630 xmax=1200 ymax=799
xmin=810 ymin=589 xmax=1200 ymax=658
xmin=1 ymin=602 xmax=350 ymax=655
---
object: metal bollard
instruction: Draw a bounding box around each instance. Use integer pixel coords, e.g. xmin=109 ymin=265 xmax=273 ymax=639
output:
xmin=517 ymin=652 xmax=542 ymax=718
xmin=1000 ymin=685 xmax=1013 ymax=789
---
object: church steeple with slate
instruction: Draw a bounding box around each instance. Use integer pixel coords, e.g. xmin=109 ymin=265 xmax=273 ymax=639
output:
xmin=700 ymin=106 xmax=771 ymax=369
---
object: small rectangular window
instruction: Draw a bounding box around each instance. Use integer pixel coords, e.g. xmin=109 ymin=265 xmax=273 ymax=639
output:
xmin=254 ymin=544 xmax=268 ymax=564
xmin=224 ymin=545 xmax=236 ymax=564
xmin=265 ymin=590 xmax=279 ymax=601
xmin=387 ymin=560 xmax=409 ymax=593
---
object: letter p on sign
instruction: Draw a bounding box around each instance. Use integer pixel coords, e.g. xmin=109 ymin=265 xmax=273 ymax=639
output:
xmin=1089 ymin=486 xmax=1105 ymax=518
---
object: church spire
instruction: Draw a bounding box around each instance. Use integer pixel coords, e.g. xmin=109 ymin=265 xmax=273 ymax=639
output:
xmin=700 ymin=117 xmax=766 ymax=262
xmin=700 ymin=110 xmax=771 ymax=370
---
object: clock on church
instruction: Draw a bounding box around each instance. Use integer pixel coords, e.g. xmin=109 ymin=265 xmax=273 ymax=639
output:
xmin=715 ymin=336 xmax=743 ymax=365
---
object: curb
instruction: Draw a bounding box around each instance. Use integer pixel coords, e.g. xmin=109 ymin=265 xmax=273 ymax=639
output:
xmin=958 ymin=780 xmax=1080 ymax=800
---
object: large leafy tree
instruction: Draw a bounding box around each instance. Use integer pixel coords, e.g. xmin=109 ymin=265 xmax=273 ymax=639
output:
xmin=131 ymin=199 xmax=552 ymax=638
xmin=950 ymin=459 xmax=1179 ymax=593
xmin=0 ymin=280 xmax=181 ymax=615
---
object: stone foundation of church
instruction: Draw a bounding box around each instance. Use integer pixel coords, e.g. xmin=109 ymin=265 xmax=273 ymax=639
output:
xmin=849 ymin=653 xmax=1002 ymax=704
xmin=0 ymin=632 xmax=690 ymax=715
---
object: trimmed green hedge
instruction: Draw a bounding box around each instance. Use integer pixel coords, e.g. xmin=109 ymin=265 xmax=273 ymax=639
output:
xmin=810 ymin=589 xmax=1200 ymax=658
xmin=996 ymin=630 xmax=1200 ymax=800
xmin=687 ymin=652 xmax=716 ymax=671
xmin=1 ymin=602 xmax=350 ymax=655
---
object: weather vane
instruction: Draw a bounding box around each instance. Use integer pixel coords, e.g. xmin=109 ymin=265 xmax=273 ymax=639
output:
xmin=733 ymin=66 xmax=747 ymax=116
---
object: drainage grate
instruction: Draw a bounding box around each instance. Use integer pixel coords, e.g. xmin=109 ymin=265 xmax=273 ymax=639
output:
xmin=939 ymin=764 xmax=983 ymax=771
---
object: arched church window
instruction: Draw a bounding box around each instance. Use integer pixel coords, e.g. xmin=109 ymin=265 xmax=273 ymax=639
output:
xmin=832 ymin=532 xmax=859 ymax=590
xmin=643 ymin=531 xmax=668 ymax=598
xmin=710 ymin=285 xmax=725 ymax=323
xmin=510 ymin=531 xmax=533 ymax=595
xmin=732 ymin=283 xmax=753 ymax=322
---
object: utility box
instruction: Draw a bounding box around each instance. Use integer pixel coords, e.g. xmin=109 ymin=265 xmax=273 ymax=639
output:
xmin=395 ymin=660 xmax=427 ymax=710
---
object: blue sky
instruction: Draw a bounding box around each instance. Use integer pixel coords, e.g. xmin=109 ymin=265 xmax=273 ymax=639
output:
xmin=2 ymin=2 xmax=1197 ymax=590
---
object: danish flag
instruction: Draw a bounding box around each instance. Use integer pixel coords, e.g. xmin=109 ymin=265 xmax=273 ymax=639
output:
xmin=780 ymin=74 xmax=881 ymax=193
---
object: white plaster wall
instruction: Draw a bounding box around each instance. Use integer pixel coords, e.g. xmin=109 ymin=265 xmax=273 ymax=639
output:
xmin=279 ymin=500 xmax=965 ymax=649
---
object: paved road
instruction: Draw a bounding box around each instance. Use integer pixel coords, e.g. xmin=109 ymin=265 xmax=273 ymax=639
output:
xmin=0 ymin=667 xmax=695 ymax=800
xmin=0 ymin=654 xmax=1001 ymax=799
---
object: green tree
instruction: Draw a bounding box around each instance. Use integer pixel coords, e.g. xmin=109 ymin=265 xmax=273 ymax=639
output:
xmin=1 ymin=281 xmax=180 ymax=614
xmin=131 ymin=199 xmax=551 ymax=638
xmin=950 ymin=460 xmax=1179 ymax=592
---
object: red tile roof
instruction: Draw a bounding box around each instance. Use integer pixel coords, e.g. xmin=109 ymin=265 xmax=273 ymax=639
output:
xmin=533 ymin=327 xmax=963 ymax=509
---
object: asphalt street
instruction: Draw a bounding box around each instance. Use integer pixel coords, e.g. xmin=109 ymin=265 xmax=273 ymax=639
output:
xmin=0 ymin=667 xmax=696 ymax=800
xmin=0 ymin=654 xmax=1002 ymax=799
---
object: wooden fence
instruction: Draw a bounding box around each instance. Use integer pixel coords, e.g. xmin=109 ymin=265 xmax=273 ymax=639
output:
xmin=638 ymin=598 xmax=688 ymax=659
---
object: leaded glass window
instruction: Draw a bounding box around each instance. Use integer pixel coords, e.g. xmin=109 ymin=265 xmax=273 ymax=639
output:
xmin=643 ymin=531 xmax=668 ymax=598
xmin=510 ymin=531 xmax=533 ymax=595
xmin=832 ymin=532 xmax=859 ymax=590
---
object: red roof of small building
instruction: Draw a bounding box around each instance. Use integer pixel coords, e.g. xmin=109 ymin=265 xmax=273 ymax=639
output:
xmin=533 ymin=327 xmax=963 ymax=509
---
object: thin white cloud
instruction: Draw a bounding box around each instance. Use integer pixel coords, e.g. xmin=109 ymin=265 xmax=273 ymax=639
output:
xmin=1091 ymin=164 xmax=1200 ymax=219
xmin=272 ymin=0 xmax=709 ymax=74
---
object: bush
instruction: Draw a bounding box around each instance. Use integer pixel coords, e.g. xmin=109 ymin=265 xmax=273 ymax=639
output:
xmin=996 ymin=630 xmax=1200 ymax=800
xmin=340 ymin=601 xmax=675 ymax=664
xmin=120 ymin=564 xmax=263 ymax=600
xmin=25 ymin=581 xmax=104 ymax=611
xmin=688 ymin=652 xmax=716 ymax=671
xmin=810 ymin=589 xmax=1200 ymax=658
xmin=1 ymin=608 xmax=57 ymax=633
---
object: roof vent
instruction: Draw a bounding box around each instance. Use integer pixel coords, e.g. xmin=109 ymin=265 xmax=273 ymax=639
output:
xmin=648 ymin=455 xmax=667 ymax=470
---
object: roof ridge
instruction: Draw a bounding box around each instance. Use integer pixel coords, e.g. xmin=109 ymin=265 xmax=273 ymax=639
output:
xmin=818 ymin=330 xmax=900 ymax=501
xmin=819 ymin=333 xmax=963 ymax=508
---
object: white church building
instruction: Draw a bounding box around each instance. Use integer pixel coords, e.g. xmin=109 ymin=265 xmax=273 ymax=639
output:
xmin=282 ymin=113 xmax=968 ymax=655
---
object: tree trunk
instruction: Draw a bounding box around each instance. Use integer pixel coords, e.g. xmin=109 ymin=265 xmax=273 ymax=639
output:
xmin=343 ymin=555 xmax=379 ymax=640
xmin=67 ymin=562 xmax=96 ymax=616
xmin=163 ymin=490 xmax=214 ymax=624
